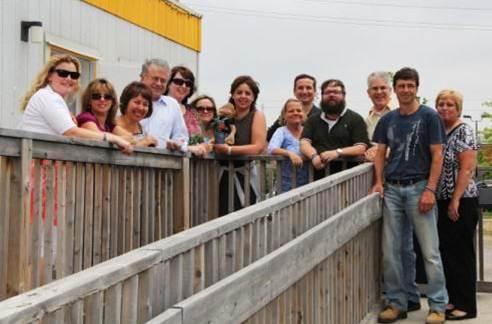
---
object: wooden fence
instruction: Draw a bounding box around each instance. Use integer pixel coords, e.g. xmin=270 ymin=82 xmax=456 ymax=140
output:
xmin=0 ymin=163 xmax=375 ymax=323
xmin=0 ymin=128 xmax=187 ymax=300
xmin=150 ymin=195 xmax=381 ymax=324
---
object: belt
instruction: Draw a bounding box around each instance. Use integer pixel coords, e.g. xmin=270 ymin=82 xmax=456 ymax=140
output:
xmin=386 ymin=178 xmax=425 ymax=186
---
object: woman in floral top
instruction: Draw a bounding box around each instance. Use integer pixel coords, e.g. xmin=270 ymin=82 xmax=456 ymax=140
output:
xmin=435 ymin=89 xmax=478 ymax=320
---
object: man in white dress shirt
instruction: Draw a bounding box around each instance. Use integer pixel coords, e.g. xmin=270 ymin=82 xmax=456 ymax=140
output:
xmin=140 ymin=58 xmax=189 ymax=151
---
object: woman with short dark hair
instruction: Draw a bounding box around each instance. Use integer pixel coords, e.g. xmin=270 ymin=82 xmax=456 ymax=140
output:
xmin=116 ymin=82 xmax=157 ymax=147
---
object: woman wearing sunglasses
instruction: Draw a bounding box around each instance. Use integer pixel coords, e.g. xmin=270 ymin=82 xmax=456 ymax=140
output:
xmin=190 ymin=95 xmax=217 ymax=144
xmin=19 ymin=54 xmax=132 ymax=153
xmin=164 ymin=66 xmax=208 ymax=155
xmin=77 ymin=79 xmax=129 ymax=137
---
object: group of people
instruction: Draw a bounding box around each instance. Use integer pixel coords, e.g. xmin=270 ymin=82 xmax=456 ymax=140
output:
xmin=371 ymin=68 xmax=479 ymax=324
xmin=17 ymin=55 xmax=479 ymax=323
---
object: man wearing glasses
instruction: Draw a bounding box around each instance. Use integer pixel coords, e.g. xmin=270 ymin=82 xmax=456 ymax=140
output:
xmin=140 ymin=58 xmax=189 ymax=151
xmin=300 ymin=79 xmax=369 ymax=179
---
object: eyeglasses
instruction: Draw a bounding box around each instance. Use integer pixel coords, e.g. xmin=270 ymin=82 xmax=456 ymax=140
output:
xmin=91 ymin=93 xmax=113 ymax=101
xmin=196 ymin=106 xmax=215 ymax=113
xmin=322 ymin=90 xmax=344 ymax=96
xmin=54 ymin=69 xmax=80 ymax=80
xmin=171 ymin=78 xmax=193 ymax=88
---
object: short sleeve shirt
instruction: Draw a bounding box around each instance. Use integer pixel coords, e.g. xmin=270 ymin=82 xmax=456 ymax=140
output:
xmin=437 ymin=123 xmax=478 ymax=199
xmin=301 ymin=108 xmax=370 ymax=152
xmin=18 ymin=85 xmax=76 ymax=135
xmin=372 ymin=105 xmax=446 ymax=180
xmin=76 ymin=111 xmax=115 ymax=132
xmin=268 ymin=126 xmax=309 ymax=192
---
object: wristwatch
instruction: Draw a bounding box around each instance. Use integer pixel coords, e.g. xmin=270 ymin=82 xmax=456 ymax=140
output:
xmin=336 ymin=148 xmax=343 ymax=157
xmin=310 ymin=153 xmax=319 ymax=161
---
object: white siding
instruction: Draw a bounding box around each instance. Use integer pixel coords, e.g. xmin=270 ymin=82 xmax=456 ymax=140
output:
xmin=0 ymin=0 xmax=199 ymax=128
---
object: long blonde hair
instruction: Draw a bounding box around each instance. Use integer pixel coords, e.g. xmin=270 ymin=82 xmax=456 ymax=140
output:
xmin=20 ymin=54 xmax=81 ymax=111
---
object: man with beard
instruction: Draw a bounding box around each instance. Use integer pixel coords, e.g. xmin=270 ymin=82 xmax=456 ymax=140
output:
xmin=300 ymin=79 xmax=369 ymax=179
xmin=267 ymin=74 xmax=320 ymax=141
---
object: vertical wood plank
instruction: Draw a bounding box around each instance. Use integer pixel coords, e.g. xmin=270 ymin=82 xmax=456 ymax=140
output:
xmin=121 ymin=276 xmax=138 ymax=324
xmin=42 ymin=160 xmax=54 ymax=285
xmin=74 ymin=162 xmax=86 ymax=273
xmin=104 ymin=283 xmax=122 ymax=324
xmin=148 ymin=168 xmax=156 ymax=243
xmin=137 ymin=269 xmax=152 ymax=323
xmin=19 ymin=139 xmax=33 ymax=293
xmin=101 ymin=164 xmax=111 ymax=261
xmin=193 ymin=245 xmax=205 ymax=293
xmin=55 ymin=161 xmax=66 ymax=280
xmin=84 ymin=291 xmax=104 ymax=324
xmin=0 ymin=157 xmax=11 ymax=300
xmin=173 ymin=157 xmax=190 ymax=232
xmin=141 ymin=169 xmax=150 ymax=246
xmin=92 ymin=164 xmax=103 ymax=265
xmin=82 ymin=163 xmax=94 ymax=270
xmin=132 ymin=168 xmax=142 ymax=249
xmin=63 ymin=162 xmax=76 ymax=278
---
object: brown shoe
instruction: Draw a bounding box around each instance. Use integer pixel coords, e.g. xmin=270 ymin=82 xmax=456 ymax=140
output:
xmin=426 ymin=310 xmax=445 ymax=324
xmin=377 ymin=305 xmax=407 ymax=323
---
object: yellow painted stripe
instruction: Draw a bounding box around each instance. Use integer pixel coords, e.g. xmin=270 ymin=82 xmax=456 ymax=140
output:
xmin=83 ymin=0 xmax=201 ymax=52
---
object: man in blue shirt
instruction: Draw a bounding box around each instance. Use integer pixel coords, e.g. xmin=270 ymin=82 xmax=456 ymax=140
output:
xmin=372 ymin=67 xmax=448 ymax=324
xmin=139 ymin=58 xmax=189 ymax=151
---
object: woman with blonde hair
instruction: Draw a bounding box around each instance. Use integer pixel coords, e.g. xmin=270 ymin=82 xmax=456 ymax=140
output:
xmin=435 ymin=89 xmax=478 ymax=320
xmin=268 ymin=98 xmax=308 ymax=192
xmin=18 ymin=54 xmax=132 ymax=153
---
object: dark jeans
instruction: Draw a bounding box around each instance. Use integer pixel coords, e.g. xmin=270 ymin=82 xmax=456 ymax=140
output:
xmin=437 ymin=197 xmax=479 ymax=316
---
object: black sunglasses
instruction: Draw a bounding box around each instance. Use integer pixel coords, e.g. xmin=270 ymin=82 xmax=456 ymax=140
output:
xmin=91 ymin=93 xmax=113 ymax=101
xmin=54 ymin=69 xmax=80 ymax=80
xmin=171 ymin=78 xmax=193 ymax=88
xmin=196 ymin=106 xmax=215 ymax=113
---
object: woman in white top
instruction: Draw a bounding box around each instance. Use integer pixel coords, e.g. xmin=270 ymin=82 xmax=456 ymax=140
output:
xmin=19 ymin=54 xmax=132 ymax=153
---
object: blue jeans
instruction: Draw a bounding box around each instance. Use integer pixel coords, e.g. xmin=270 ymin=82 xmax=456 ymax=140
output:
xmin=382 ymin=181 xmax=448 ymax=312
xmin=401 ymin=219 xmax=420 ymax=304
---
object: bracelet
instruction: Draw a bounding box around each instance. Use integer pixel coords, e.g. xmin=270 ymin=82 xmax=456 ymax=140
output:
xmin=424 ymin=186 xmax=436 ymax=195
xmin=227 ymin=146 xmax=232 ymax=155
xmin=310 ymin=153 xmax=318 ymax=161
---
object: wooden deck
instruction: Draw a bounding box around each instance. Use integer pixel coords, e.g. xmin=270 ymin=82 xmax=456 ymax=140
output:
xmin=362 ymin=293 xmax=492 ymax=323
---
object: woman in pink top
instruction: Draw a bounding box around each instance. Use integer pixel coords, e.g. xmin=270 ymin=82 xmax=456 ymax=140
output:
xmin=165 ymin=66 xmax=208 ymax=155
xmin=77 ymin=79 xmax=130 ymax=139
xmin=164 ymin=66 xmax=201 ymax=137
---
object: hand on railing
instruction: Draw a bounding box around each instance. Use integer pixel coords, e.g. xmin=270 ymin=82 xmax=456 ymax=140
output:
xmin=311 ymin=155 xmax=326 ymax=170
xmin=106 ymin=133 xmax=133 ymax=155
xmin=287 ymin=152 xmax=304 ymax=167
xmin=371 ymin=182 xmax=384 ymax=198
xmin=188 ymin=143 xmax=209 ymax=157
xmin=166 ymin=139 xmax=184 ymax=151
xmin=320 ymin=150 xmax=340 ymax=164
xmin=135 ymin=135 xmax=157 ymax=147
xmin=364 ymin=146 xmax=377 ymax=162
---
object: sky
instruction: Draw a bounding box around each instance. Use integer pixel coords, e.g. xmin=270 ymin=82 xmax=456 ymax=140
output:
xmin=180 ymin=0 xmax=492 ymax=127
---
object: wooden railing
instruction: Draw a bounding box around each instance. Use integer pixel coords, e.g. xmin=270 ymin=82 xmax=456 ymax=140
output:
xmin=0 ymin=163 xmax=375 ymax=323
xmin=0 ymin=129 xmax=365 ymax=301
xmin=150 ymin=195 xmax=381 ymax=324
